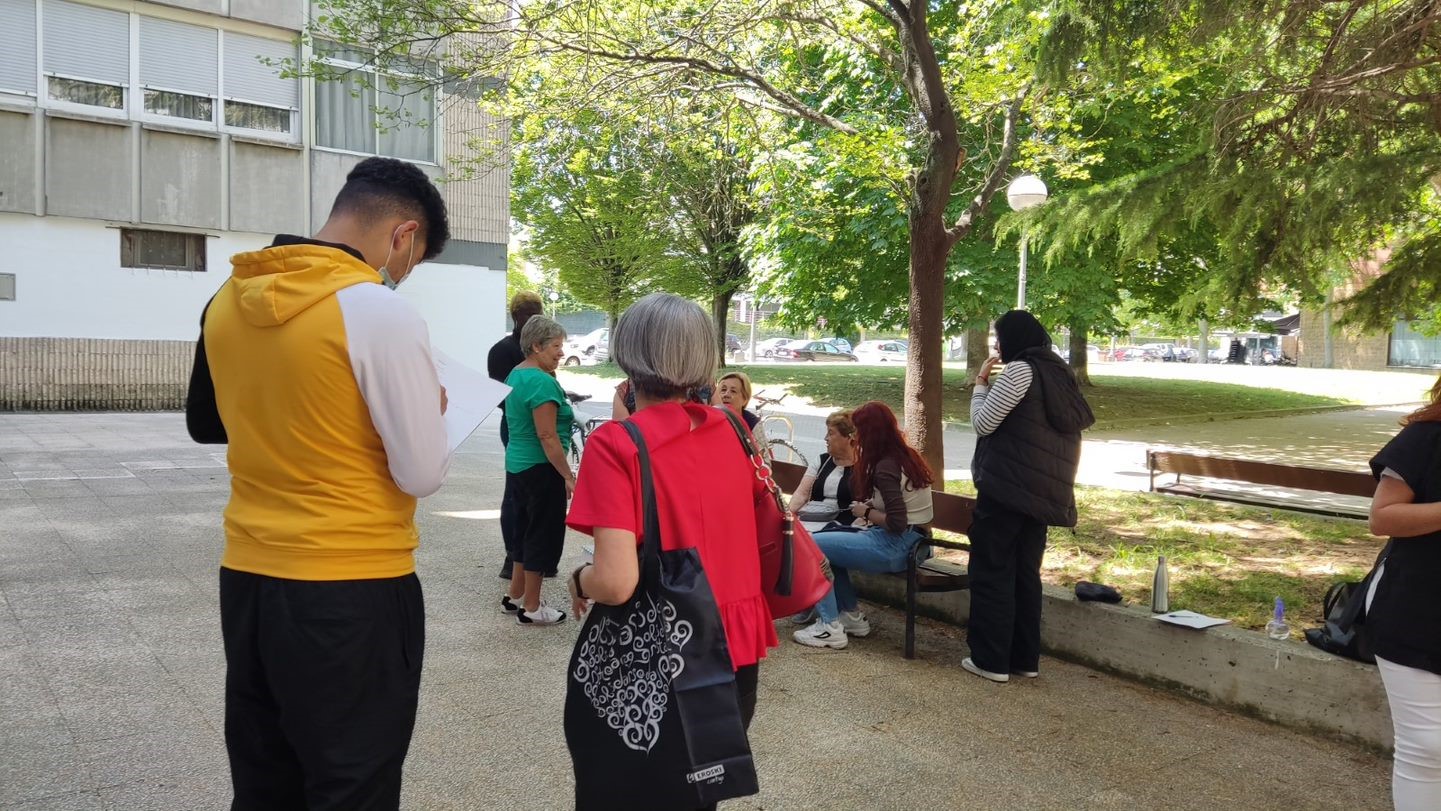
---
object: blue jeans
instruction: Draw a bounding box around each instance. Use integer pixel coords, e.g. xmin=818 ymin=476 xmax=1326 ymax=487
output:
xmin=811 ymin=525 xmax=922 ymax=623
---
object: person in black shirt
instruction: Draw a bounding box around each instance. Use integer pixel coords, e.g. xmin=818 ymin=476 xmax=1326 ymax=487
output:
xmin=1367 ymin=373 xmax=1441 ymax=811
xmin=488 ymin=291 xmax=544 ymax=579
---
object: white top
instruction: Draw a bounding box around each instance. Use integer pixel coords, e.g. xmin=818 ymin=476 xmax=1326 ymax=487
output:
xmin=797 ymin=455 xmax=852 ymax=532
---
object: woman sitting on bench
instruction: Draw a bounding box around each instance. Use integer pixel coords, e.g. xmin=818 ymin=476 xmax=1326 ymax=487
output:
xmin=793 ymin=402 xmax=934 ymax=651
xmin=787 ymin=410 xmax=859 ymax=533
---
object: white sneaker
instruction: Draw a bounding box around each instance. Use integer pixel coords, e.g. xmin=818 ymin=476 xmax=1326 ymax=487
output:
xmin=793 ymin=619 xmax=848 ymax=650
xmin=500 ymin=595 xmax=523 ymax=614
xmin=962 ymin=657 xmax=1009 ymax=683
xmin=789 ymin=609 xmax=818 ymax=626
xmin=1013 ymin=669 xmax=1039 ymax=679
xmin=839 ymin=610 xmax=871 ymax=638
xmin=517 ymin=601 xmax=566 ymax=626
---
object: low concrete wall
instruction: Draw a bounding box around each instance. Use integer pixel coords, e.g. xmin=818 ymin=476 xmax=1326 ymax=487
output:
xmin=0 ymin=337 xmax=192 ymax=411
xmin=854 ymin=563 xmax=1393 ymax=751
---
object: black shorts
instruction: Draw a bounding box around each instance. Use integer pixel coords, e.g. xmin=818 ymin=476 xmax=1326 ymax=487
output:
xmin=513 ymin=463 xmax=567 ymax=573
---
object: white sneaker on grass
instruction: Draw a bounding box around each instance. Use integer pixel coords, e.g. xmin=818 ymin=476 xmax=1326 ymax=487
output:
xmin=517 ymin=601 xmax=566 ymax=626
xmin=839 ymin=610 xmax=871 ymax=638
xmin=793 ymin=619 xmax=848 ymax=650
xmin=961 ymin=657 xmax=1009 ymax=683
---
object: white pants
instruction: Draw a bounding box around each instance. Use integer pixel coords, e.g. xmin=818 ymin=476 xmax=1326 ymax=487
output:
xmin=1369 ymin=563 xmax=1441 ymax=810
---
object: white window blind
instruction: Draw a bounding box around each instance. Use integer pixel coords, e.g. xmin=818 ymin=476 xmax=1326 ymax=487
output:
xmin=223 ymin=33 xmax=297 ymax=108
xmin=140 ymin=17 xmax=217 ymax=96
xmin=43 ymin=0 xmax=129 ymax=85
xmin=0 ymin=0 xmax=37 ymax=94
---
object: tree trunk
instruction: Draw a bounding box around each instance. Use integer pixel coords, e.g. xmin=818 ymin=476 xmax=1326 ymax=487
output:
xmin=712 ymin=289 xmax=735 ymax=368
xmin=1197 ymin=318 xmax=1209 ymax=364
xmin=904 ymin=217 xmax=951 ymax=480
xmin=966 ymin=326 xmax=990 ymax=375
xmin=1069 ymin=322 xmax=1093 ymax=386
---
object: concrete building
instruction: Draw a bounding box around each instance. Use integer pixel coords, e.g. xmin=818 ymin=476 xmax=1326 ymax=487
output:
xmin=0 ymin=0 xmax=509 ymax=409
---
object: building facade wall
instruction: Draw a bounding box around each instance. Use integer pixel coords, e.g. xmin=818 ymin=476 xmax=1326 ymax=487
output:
xmin=1296 ymin=308 xmax=1392 ymax=369
xmin=0 ymin=0 xmax=509 ymax=410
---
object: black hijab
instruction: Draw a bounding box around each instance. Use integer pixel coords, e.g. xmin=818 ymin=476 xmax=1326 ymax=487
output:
xmin=995 ymin=310 xmax=1052 ymax=362
xmin=993 ymin=310 xmax=1096 ymax=434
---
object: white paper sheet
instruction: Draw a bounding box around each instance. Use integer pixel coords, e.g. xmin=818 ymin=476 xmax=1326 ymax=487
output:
xmin=433 ymin=349 xmax=510 ymax=453
xmin=1154 ymin=610 xmax=1232 ymax=630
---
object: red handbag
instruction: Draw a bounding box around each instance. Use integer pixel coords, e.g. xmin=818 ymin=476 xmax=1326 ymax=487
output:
xmin=719 ymin=409 xmax=833 ymax=618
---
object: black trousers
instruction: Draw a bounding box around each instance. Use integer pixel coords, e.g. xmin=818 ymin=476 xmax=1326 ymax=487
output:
xmin=512 ymin=463 xmax=567 ymax=573
xmin=499 ymin=471 xmax=518 ymax=568
xmin=219 ymin=568 xmax=425 ymax=811
xmin=965 ymin=493 xmax=1048 ymax=675
xmin=699 ymin=664 xmax=759 ymax=811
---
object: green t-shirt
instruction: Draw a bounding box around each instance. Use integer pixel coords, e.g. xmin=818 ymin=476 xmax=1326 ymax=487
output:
xmin=503 ymin=366 xmax=574 ymax=474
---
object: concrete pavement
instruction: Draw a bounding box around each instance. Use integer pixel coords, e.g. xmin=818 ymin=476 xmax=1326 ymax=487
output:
xmin=0 ymin=412 xmax=1391 ymax=809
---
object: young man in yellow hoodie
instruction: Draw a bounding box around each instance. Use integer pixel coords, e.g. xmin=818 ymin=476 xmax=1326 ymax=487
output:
xmin=186 ymin=157 xmax=452 ymax=810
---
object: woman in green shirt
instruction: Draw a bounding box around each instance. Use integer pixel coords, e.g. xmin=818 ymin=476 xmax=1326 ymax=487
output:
xmin=503 ymin=315 xmax=575 ymax=625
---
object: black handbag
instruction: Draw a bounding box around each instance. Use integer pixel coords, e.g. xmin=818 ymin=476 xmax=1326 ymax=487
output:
xmin=564 ymin=419 xmax=759 ymax=811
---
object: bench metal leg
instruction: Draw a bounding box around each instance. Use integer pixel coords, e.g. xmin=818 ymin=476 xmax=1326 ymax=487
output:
xmin=905 ymin=556 xmax=918 ymax=660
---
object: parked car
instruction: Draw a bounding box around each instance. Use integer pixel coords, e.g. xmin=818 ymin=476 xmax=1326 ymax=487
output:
xmin=1059 ymin=344 xmax=1103 ymax=363
xmin=854 ymin=340 xmax=908 ymax=363
xmin=563 ymin=328 xmax=609 ymax=366
xmin=1110 ymin=346 xmax=1156 ymax=362
xmin=774 ymin=341 xmax=859 ymax=362
xmin=1141 ymin=343 xmax=1179 ymax=362
xmin=755 ymin=337 xmax=799 ymax=358
xmin=828 ymin=338 xmax=853 ymax=353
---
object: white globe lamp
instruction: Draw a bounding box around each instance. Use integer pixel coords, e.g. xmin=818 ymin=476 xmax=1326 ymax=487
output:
xmin=1006 ymin=174 xmax=1049 ymax=310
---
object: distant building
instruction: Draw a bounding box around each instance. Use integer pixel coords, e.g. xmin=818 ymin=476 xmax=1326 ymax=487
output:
xmin=1296 ymin=251 xmax=1441 ymax=370
xmin=0 ymin=0 xmax=509 ymax=409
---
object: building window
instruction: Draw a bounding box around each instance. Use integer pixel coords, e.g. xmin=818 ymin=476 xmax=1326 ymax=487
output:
xmin=222 ymin=32 xmax=299 ymax=139
xmin=139 ymin=17 xmax=218 ymax=125
xmin=0 ymin=272 xmax=14 ymax=301
xmin=43 ymin=0 xmax=130 ymax=112
xmin=1390 ymin=321 xmax=1441 ymax=369
xmin=0 ymin=0 xmax=38 ymax=97
xmin=316 ymin=46 xmax=437 ymax=162
xmin=143 ymin=90 xmax=214 ymax=122
xmin=47 ymin=76 xmax=124 ymax=109
xmin=223 ymin=100 xmax=291 ymax=133
xmin=120 ymin=230 xmax=207 ymax=272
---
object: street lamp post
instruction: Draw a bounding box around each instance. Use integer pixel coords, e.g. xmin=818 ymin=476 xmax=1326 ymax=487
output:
xmin=1006 ymin=174 xmax=1049 ymax=311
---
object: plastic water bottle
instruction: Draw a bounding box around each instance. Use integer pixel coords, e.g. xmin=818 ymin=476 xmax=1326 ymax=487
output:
xmin=1266 ymin=597 xmax=1290 ymax=640
xmin=1151 ymin=556 xmax=1169 ymax=613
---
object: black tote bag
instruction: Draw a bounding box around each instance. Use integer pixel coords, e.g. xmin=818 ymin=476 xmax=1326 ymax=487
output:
xmin=564 ymin=420 xmax=759 ymax=811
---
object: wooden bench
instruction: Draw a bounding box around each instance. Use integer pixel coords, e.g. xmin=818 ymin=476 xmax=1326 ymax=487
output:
xmin=1146 ymin=449 xmax=1375 ymax=519
xmin=772 ymin=461 xmax=973 ymax=659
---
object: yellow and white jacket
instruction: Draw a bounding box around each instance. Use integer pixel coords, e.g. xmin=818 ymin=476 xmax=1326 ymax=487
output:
xmin=197 ymin=241 xmax=450 ymax=581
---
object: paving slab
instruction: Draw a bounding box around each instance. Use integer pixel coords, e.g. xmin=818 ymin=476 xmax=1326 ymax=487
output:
xmin=0 ymin=412 xmax=1394 ymax=810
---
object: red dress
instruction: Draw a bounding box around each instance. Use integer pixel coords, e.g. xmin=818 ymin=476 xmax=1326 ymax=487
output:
xmin=567 ymin=401 xmax=778 ymax=668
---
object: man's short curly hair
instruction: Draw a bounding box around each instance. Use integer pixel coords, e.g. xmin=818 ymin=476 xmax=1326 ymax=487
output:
xmin=331 ymin=157 xmax=451 ymax=260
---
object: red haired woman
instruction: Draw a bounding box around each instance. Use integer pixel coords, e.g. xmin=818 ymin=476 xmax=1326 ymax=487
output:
xmin=793 ymin=401 xmax=934 ymax=650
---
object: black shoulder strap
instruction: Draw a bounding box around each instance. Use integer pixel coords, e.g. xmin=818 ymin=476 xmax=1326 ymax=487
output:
xmin=621 ymin=420 xmax=662 ymax=563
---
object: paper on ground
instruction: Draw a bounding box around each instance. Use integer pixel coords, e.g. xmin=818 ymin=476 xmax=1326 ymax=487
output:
xmin=433 ymin=349 xmax=509 ymax=453
xmin=1154 ymin=610 xmax=1231 ymax=630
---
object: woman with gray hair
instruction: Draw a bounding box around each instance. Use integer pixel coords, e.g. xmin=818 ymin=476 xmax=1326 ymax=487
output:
xmin=501 ymin=314 xmax=574 ymax=626
xmin=565 ymin=293 xmax=774 ymax=809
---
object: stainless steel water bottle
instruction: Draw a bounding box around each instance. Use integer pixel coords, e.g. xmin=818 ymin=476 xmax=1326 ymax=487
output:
xmin=1151 ymin=555 xmax=1170 ymax=613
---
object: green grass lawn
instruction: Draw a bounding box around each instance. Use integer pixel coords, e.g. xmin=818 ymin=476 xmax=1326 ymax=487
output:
xmin=940 ymin=481 xmax=1381 ymax=633
xmin=566 ymin=364 xmax=1357 ymax=428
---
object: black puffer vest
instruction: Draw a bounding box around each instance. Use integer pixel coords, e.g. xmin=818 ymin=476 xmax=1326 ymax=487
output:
xmin=971 ymin=348 xmax=1094 ymax=527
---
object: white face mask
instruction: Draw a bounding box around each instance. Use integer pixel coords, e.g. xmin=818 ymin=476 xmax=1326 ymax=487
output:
xmin=377 ymin=227 xmax=417 ymax=290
